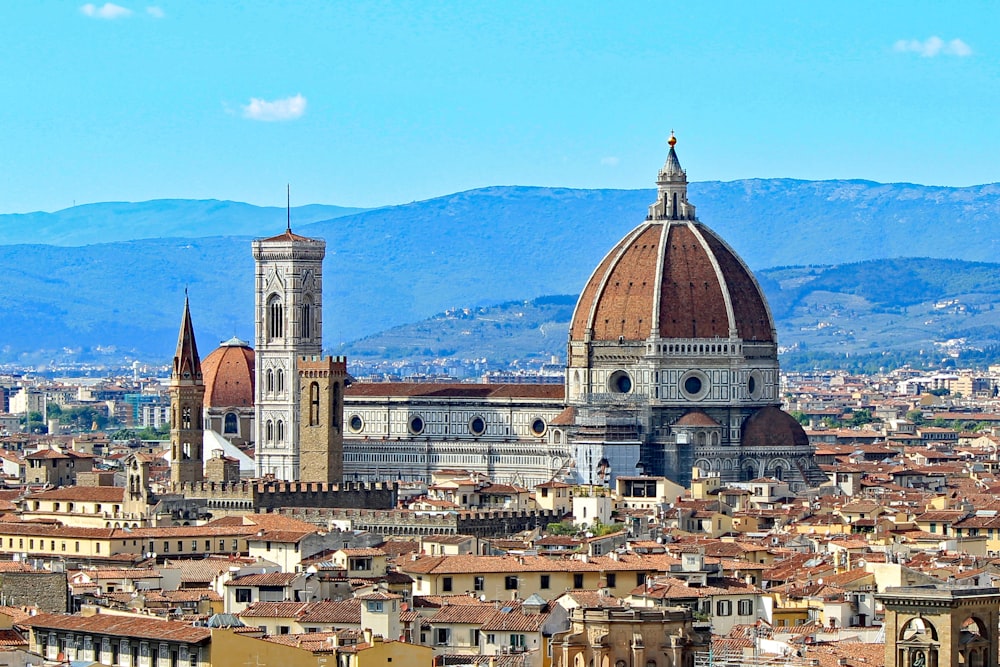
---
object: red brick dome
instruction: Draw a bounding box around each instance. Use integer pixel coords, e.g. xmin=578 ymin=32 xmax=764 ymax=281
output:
xmin=569 ymin=219 xmax=774 ymax=343
xmin=202 ymin=337 xmax=255 ymax=408
xmin=740 ymin=407 xmax=809 ymax=448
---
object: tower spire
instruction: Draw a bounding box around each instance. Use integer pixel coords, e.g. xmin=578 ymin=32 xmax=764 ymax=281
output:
xmin=287 ymin=184 xmax=291 ymax=233
xmin=173 ymin=293 xmax=202 ymax=381
xmin=648 ymin=132 xmax=696 ymax=221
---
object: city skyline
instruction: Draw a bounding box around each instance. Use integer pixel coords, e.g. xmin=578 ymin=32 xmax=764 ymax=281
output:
xmin=2 ymin=2 xmax=998 ymax=214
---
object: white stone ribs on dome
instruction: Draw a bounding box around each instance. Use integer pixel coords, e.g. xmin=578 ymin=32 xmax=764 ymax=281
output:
xmin=572 ymin=222 xmax=650 ymax=343
xmin=696 ymin=221 xmax=778 ymax=343
xmin=686 ymin=221 xmax=738 ymax=339
xmin=649 ymin=221 xmax=670 ymax=336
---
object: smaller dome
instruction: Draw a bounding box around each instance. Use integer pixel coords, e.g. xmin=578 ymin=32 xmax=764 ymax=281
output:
xmin=741 ymin=407 xmax=809 ymax=449
xmin=674 ymin=409 xmax=720 ymax=428
xmin=202 ymin=340 xmax=255 ymax=408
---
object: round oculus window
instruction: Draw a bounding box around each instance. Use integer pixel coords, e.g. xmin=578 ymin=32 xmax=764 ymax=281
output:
xmin=748 ymin=376 xmax=756 ymax=394
xmin=530 ymin=418 xmax=546 ymax=436
xmin=609 ymin=370 xmax=633 ymax=394
xmin=470 ymin=416 xmax=486 ymax=436
xmin=680 ymin=371 xmax=710 ymax=400
xmin=348 ymin=415 xmax=363 ymax=432
xmin=408 ymin=415 xmax=425 ymax=435
xmin=747 ymin=370 xmax=764 ymax=399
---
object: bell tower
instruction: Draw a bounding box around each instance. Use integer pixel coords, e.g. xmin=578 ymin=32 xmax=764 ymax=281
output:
xmin=170 ymin=294 xmax=205 ymax=488
xmin=252 ymin=204 xmax=326 ymax=480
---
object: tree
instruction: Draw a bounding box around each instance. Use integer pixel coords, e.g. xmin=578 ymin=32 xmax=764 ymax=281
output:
xmin=906 ymin=410 xmax=925 ymax=426
xmin=849 ymin=409 xmax=874 ymax=427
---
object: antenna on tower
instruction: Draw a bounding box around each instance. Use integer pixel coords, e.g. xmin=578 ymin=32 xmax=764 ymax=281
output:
xmin=286 ymin=184 xmax=291 ymax=233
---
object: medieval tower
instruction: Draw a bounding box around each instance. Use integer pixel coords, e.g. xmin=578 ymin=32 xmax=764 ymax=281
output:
xmin=298 ymin=355 xmax=348 ymax=483
xmin=170 ymin=295 xmax=205 ymax=487
xmin=252 ymin=221 xmax=326 ymax=480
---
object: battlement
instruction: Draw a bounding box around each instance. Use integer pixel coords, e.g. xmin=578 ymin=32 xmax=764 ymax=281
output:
xmin=298 ymin=355 xmax=348 ymax=374
xmin=176 ymin=480 xmax=396 ymax=510
xmin=271 ymin=507 xmax=560 ymax=538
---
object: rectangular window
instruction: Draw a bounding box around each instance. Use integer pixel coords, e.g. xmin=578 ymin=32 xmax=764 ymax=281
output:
xmin=442 ymin=576 xmax=453 ymax=592
xmin=738 ymin=599 xmax=753 ymax=616
xmin=505 ymin=575 xmax=518 ymax=590
xmin=177 ymin=541 xmax=183 ymax=552
xmin=606 ymin=573 xmax=616 ymax=588
xmin=573 ymin=573 xmax=584 ymax=588
xmin=511 ymin=634 xmax=525 ymax=648
xmin=716 ymin=600 xmax=732 ymax=616
xmin=278 ymin=626 xmax=290 ymax=635
xmin=487 ymin=634 xmax=496 ymax=645
xmin=637 ymin=572 xmax=646 ymax=586
xmin=471 ymin=629 xmax=480 ymax=646
xmin=540 ymin=575 xmax=550 ymax=589
xmin=436 ymin=628 xmax=450 ymax=645
xmin=235 ymin=589 xmax=252 ymax=603
xmin=474 ymin=576 xmax=484 ymax=592
xmin=191 ymin=541 xmax=197 ymax=552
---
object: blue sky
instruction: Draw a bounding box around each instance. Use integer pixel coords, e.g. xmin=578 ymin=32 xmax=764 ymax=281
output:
xmin=1 ymin=1 xmax=997 ymax=213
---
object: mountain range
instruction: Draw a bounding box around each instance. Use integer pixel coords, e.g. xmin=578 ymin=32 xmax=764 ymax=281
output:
xmin=3 ymin=178 xmax=1000 ymax=367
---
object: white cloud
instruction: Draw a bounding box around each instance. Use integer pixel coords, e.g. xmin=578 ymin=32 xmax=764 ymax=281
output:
xmin=146 ymin=6 xmax=165 ymax=18
xmin=241 ymin=94 xmax=308 ymax=122
xmin=600 ymin=156 xmax=620 ymax=167
xmin=80 ymin=3 xmax=133 ymax=19
xmin=894 ymin=36 xmax=972 ymax=57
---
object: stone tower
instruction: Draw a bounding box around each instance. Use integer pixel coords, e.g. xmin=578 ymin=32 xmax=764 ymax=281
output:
xmin=878 ymin=585 xmax=1000 ymax=667
xmin=298 ymin=355 xmax=348 ymax=484
xmin=252 ymin=222 xmax=325 ymax=480
xmin=170 ymin=295 xmax=205 ymax=488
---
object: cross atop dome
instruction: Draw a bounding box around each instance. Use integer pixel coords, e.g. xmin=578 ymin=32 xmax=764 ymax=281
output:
xmin=648 ymin=132 xmax=696 ymax=221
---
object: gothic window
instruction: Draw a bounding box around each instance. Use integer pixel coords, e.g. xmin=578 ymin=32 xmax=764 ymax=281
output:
xmin=332 ymin=382 xmax=342 ymax=430
xmin=224 ymin=413 xmax=238 ymax=434
xmin=266 ymin=369 xmax=274 ymax=393
xmin=276 ymin=420 xmax=285 ymax=442
xmin=266 ymin=420 xmax=274 ymax=442
xmin=302 ymin=297 xmax=313 ymax=339
xmin=309 ymin=383 xmax=320 ymax=426
xmin=182 ymin=443 xmax=192 ymax=460
xmin=267 ymin=295 xmax=283 ymax=340
xmin=181 ymin=406 xmax=192 ymax=430
xmin=276 ymin=369 xmax=284 ymax=393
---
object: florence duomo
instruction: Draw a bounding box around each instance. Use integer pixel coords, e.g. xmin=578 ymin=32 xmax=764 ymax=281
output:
xmin=8 ymin=6 xmax=999 ymax=665
xmin=173 ymin=135 xmax=822 ymax=493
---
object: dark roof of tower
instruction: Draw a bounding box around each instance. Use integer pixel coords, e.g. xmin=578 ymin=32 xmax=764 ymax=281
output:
xmin=258 ymin=229 xmax=322 ymax=243
xmin=202 ymin=338 xmax=254 ymax=408
xmin=740 ymin=407 xmax=810 ymax=449
xmin=172 ymin=296 xmax=202 ymax=381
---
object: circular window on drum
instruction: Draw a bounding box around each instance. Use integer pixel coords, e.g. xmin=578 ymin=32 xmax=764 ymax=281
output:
xmin=747 ymin=370 xmax=764 ymax=400
xmin=680 ymin=370 xmax=710 ymax=401
xmin=408 ymin=415 xmax=425 ymax=435
xmin=348 ymin=415 xmax=364 ymax=433
xmin=469 ymin=416 xmax=486 ymax=436
xmin=530 ymin=418 xmax=546 ymax=436
xmin=608 ymin=370 xmax=633 ymax=394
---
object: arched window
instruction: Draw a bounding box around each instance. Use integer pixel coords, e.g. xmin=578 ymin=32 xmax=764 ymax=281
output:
xmin=266 ymin=369 xmax=274 ymax=393
xmin=267 ymin=295 xmax=283 ymax=339
xmin=332 ymin=382 xmax=342 ymax=430
xmin=224 ymin=413 xmax=238 ymax=434
xmin=181 ymin=406 xmax=192 ymax=430
xmin=265 ymin=420 xmax=274 ymax=442
xmin=302 ymin=297 xmax=313 ymax=339
xmin=276 ymin=368 xmax=284 ymax=393
xmin=276 ymin=420 xmax=284 ymax=442
xmin=309 ymin=382 xmax=320 ymax=426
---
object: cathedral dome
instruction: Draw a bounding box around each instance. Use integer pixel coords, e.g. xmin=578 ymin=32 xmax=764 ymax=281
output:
xmin=569 ymin=139 xmax=774 ymax=344
xmin=201 ymin=336 xmax=255 ymax=408
xmin=740 ymin=407 xmax=809 ymax=449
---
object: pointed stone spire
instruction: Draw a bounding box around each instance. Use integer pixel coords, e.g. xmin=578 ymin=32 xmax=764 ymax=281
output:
xmin=648 ymin=131 xmax=697 ymax=221
xmin=173 ymin=293 xmax=202 ymax=382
